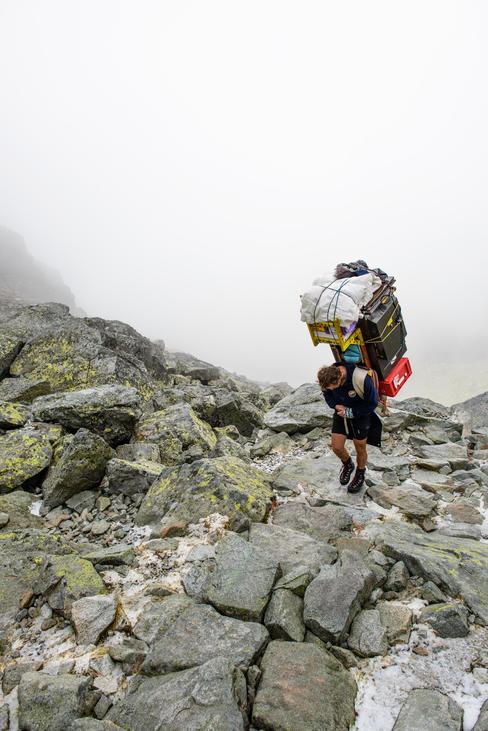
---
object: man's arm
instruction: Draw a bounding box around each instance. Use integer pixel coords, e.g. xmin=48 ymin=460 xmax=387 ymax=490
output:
xmin=323 ymin=390 xmax=338 ymax=410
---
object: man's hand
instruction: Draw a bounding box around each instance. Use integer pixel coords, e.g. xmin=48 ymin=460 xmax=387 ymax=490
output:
xmin=335 ymin=405 xmax=346 ymax=417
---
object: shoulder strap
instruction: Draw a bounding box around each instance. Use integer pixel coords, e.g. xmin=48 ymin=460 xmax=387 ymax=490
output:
xmin=352 ymin=367 xmax=379 ymax=399
xmin=352 ymin=367 xmax=367 ymax=398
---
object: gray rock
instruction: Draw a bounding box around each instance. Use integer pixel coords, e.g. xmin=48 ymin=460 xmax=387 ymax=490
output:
xmin=210 ymin=387 xmax=264 ymax=436
xmin=421 ymin=581 xmax=447 ymax=604
xmin=91 ymin=519 xmax=110 ymax=536
xmin=264 ymin=383 xmax=333 ymax=434
xmin=473 ymin=699 xmax=488 ymax=731
xmin=452 ymin=391 xmax=488 ymax=429
xmin=394 ymin=396 xmax=451 ymax=420
xmin=367 ymin=483 xmax=436 ymax=518
xmin=0 ymin=511 xmax=8 ymax=528
xmin=264 ymin=588 xmax=305 ymax=641
xmin=10 ymin=318 xmax=154 ymax=397
xmin=416 ymin=442 xmax=469 ymax=471
xmin=252 ymin=640 xmax=356 ymax=731
xmin=385 ymin=561 xmax=409 ymax=592
xmin=437 ymin=523 xmax=482 ymax=540
xmin=202 ymin=533 xmax=280 ymax=621
xmin=271 ymin=500 xmax=353 ymax=543
xmin=273 ymin=566 xmax=316 ymax=596
xmin=42 ymin=429 xmax=114 ymax=508
xmin=32 ymin=384 xmax=142 ymax=446
xmin=66 ymin=490 xmax=98 ymax=513
xmin=377 ymin=522 xmax=488 ymax=623
xmin=137 ymin=456 xmax=272 ymax=532
xmin=0 ymin=426 xmax=52 ymax=493
xmin=134 ymin=403 xmax=216 ymax=464
xmin=393 ymin=688 xmax=463 ymax=731
xmin=69 ymin=720 xmax=125 ymax=730
xmin=115 ymin=441 xmax=160 ymax=462
xmin=103 ymin=457 xmax=162 ymax=495
xmin=83 ymin=544 xmax=135 ymax=566
xmin=419 ymin=602 xmax=470 ymax=637
xmin=250 ymin=431 xmax=293 ymax=458
xmin=143 ymin=602 xmax=268 ymax=673
xmin=71 ymin=594 xmax=117 ymax=644
xmin=133 ymin=594 xmax=195 ymax=644
xmin=107 ymin=656 xmax=247 ymax=730
xmin=249 ymin=522 xmax=337 ymax=575
xmin=164 ymin=350 xmax=221 ymax=382
xmin=0 ymin=705 xmax=8 ymax=731
xmin=376 ymin=601 xmax=412 ymax=644
xmin=0 ymin=375 xmax=50 ymax=402
xmin=0 ymin=399 xmax=30 ymax=428
xmin=444 ymin=500 xmax=483 ymax=524
xmin=107 ymin=637 xmax=148 ymax=674
xmin=303 ymin=550 xmax=375 ymax=643
xmin=348 ymin=609 xmax=388 ymax=657
xmin=2 ymin=661 xmax=43 ymax=694
xmin=18 ymin=671 xmax=92 ymax=731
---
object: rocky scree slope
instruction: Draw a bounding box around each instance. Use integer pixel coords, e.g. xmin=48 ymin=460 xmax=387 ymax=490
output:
xmin=0 ymin=302 xmax=487 ymax=730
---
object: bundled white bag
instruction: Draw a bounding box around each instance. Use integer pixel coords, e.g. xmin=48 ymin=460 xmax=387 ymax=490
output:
xmin=300 ymin=272 xmax=381 ymax=325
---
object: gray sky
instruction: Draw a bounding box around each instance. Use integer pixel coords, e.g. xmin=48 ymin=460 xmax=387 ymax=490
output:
xmin=1 ymin=1 xmax=487 ymax=404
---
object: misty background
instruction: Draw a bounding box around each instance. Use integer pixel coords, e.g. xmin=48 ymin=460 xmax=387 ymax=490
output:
xmin=1 ymin=1 xmax=487 ymax=405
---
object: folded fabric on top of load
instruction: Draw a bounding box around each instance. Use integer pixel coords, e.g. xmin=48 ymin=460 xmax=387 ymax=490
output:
xmin=300 ymin=271 xmax=382 ymax=326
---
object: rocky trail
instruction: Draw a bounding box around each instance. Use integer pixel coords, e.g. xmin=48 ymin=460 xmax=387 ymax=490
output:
xmin=0 ymin=303 xmax=488 ymax=730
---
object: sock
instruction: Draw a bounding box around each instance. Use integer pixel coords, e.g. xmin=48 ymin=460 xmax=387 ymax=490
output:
xmin=342 ymin=457 xmax=352 ymax=465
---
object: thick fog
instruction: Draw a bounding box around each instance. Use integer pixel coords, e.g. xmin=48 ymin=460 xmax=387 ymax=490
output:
xmin=1 ymin=1 xmax=487 ymax=404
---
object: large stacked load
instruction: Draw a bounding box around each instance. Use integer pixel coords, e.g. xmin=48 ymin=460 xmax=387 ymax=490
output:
xmin=300 ymin=259 xmax=412 ymax=396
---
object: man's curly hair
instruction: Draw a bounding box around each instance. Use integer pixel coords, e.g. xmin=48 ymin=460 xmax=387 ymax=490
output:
xmin=317 ymin=364 xmax=342 ymax=391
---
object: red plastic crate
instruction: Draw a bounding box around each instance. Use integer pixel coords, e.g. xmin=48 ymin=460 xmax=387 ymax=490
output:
xmin=379 ymin=357 xmax=412 ymax=397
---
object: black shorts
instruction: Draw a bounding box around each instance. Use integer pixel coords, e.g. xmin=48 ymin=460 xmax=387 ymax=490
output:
xmin=332 ymin=413 xmax=371 ymax=441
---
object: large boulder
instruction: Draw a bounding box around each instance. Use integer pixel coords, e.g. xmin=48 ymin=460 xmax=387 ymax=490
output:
xmin=137 ymin=456 xmax=273 ymax=531
xmin=71 ymin=594 xmax=118 ymax=644
xmin=393 ymin=688 xmax=463 ymax=731
xmin=210 ymin=387 xmax=264 ymax=436
xmin=42 ymin=429 xmax=114 ymax=508
xmin=202 ymin=532 xmax=280 ymax=621
xmin=0 ymin=490 xmax=42 ymax=530
xmin=10 ymin=319 xmax=154 ymax=398
xmin=248 ymin=523 xmax=337 ymax=575
xmin=377 ymin=521 xmax=488 ymax=624
xmin=367 ymin=483 xmax=436 ymax=518
xmin=415 ymin=442 xmax=469 ymax=471
xmin=451 ymin=391 xmax=488 ymax=429
xmin=264 ymin=383 xmax=332 ymax=434
xmin=102 ymin=457 xmax=163 ymax=496
xmin=0 ymin=426 xmax=52 ymax=493
xmin=347 ymin=609 xmax=388 ymax=657
xmin=107 ymin=657 xmax=247 ymax=731
xmin=143 ymin=603 xmax=268 ymax=673
xmin=18 ymin=672 xmax=93 ymax=731
xmin=40 ymin=554 xmax=107 ymax=615
xmin=0 ymin=375 xmax=50 ymax=402
xmin=0 ymin=302 xmax=71 ymax=340
xmin=303 ymin=550 xmax=376 ymax=643
xmin=252 ymin=640 xmax=357 ymax=731
xmin=32 ymin=385 xmax=142 ymax=446
xmin=134 ymin=403 xmax=217 ymax=464
xmin=271 ymin=501 xmax=353 ymax=543
xmin=164 ymin=350 xmax=221 ymax=382
xmin=83 ymin=317 xmax=167 ymax=378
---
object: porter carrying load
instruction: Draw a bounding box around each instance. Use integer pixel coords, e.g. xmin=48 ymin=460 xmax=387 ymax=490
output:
xmin=300 ymin=260 xmax=412 ymax=397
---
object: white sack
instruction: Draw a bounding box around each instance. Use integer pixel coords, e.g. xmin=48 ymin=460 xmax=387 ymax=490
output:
xmin=300 ymin=272 xmax=381 ymax=325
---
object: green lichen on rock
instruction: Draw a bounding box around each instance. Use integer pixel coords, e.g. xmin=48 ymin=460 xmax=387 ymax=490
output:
xmin=42 ymin=428 xmax=115 ymax=508
xmin=0 ymin=400 xmax=30 ymax=428
xmin=0 ymin=427 xmax=52 ymax=493
xmin=0 ymin=332 xmax=23 ymax=376
xmin=10 ymin=323 xmax=154 ymax=399
xmin=137 ymin=454 xmax=273 ymax=530
xmin=0 ymin=376 xmax=51 ymax=402
xmin=32 ymin=384 xmax=142 ymax=446
xmin=47 ymin=554 xmax=106 ymax=609
xmin=134 ymin=403 xmax=217 ymax=464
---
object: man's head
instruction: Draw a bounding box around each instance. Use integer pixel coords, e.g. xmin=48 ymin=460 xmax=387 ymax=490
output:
xmin=317 ymin=364 xmax=345 ymax=391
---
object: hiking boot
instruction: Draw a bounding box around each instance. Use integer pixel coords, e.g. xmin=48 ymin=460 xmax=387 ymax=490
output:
xmin=339 ymin=458 xmax=354 ymax=486
xmin=348 ymin=468 xmax=366 ymax=493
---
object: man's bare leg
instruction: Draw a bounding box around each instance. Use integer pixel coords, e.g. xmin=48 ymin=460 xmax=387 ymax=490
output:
xmin=331 ymin=433 xmax=349 ymax=462
xmin=353 ymin=438 xmax=367 ymax=469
